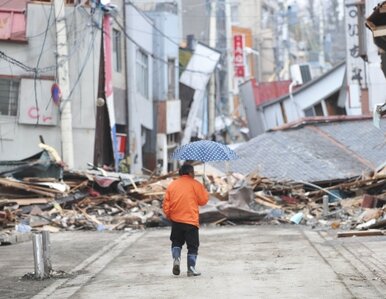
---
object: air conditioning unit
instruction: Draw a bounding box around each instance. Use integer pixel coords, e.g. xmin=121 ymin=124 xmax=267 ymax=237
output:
xmin=290 ymin=64 xmax=312 ymax=85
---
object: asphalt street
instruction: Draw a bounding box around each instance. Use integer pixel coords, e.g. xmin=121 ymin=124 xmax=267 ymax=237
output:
xmin=1 ymin=225 xmax=386 ymax=299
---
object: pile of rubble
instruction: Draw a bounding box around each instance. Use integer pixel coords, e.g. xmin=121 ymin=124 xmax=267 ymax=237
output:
xmin=1 ymin=150 xmax=386 ymax=242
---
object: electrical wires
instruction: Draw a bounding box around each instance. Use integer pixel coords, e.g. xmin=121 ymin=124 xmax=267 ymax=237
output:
xmin=112 ymin=15 xmax=213 ymax=76
xmin=0 ymin=51 xmax=37 ymax=73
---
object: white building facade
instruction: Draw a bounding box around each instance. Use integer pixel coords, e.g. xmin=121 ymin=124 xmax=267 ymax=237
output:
xmin=0 ymin=1 xmax=102 ymax=169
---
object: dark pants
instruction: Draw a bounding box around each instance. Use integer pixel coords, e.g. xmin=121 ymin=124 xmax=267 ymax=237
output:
xmin=170 ymin=221 xmax=199 ymax=255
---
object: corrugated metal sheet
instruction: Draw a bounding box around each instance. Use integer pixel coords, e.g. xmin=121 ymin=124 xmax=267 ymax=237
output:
xmin=253 ymin=80 xmax=292 ymax=106
xmin=211 ymin=118 xmax=386 ymax=182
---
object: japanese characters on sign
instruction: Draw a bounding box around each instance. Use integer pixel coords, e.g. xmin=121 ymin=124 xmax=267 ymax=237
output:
xmin=233 ymin=34 xmax=245 ymax=78
xmin=345 ymin=3 xmax=366 ymax=90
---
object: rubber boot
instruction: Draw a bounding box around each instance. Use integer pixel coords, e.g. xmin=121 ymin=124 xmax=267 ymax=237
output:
xmin=187 ymin=254 xmax=201 ymax=277
xmin=172 ymin=247 xmax=181 ymax=275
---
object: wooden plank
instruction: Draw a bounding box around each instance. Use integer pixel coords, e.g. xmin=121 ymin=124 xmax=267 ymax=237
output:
xmin=0 ymin=178 xmax=55 ymax=198
xmin=211 ymin=217 xmax=227 ymax=225
xmin=337 ymin=229 xmax=384 ymax=238
xmin=23 ymin=177 xmax=57 ymax=183
xmin=255 ymin=192 xmax=277 ymax=204
xmin=142 ymin=191 xmax=165 ymax=196
xmin=254 ymin=198 xmax=281 ymax=209
xmin=373 ymin=25 xmax=386 ymax=37
xmin=0 ymin=198 xmax=51 ymax=205
xmin=366 ymin=20 xmax=376 ymax=31
xmin=69 ymin=180 xmax=88 ymax=193
xmin=379 ymin=4 xmax=386 ymax=13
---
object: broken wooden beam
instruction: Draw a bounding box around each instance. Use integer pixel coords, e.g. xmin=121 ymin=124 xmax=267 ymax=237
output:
xmin=337 ymin=229 xmax=385 ymax=238
xmin=0 ymin=178 xmax=56 ymax=198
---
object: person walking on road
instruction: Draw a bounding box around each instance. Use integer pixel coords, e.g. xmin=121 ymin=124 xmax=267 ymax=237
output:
xmin=163 ymin=163 xmax=209 ymax=277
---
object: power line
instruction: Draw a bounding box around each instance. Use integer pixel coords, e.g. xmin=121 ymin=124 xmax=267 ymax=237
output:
xmin=112 ymin=16 xmax=214 ymax=76
xmin=125 ymin=2 xmax=220 ymax=63
xmin=0 ymin=8 xmax=94 ymax=74
xmin=0 ymin=51 xmax=36 ymax=73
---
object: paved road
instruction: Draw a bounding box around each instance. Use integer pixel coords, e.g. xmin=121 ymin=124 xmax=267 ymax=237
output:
xmin=2 ymin=225 xmax=386 ymax=299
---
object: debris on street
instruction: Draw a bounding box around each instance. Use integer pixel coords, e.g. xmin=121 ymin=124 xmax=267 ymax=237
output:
xmin=2 ymin=149 xmax=386 ymax=243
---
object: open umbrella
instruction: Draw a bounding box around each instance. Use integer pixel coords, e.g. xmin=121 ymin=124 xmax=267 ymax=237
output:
xmin=171 ymin=140 xmax=238 ymax=162
xmin=171 ymin=140 xmax=239 ymax=190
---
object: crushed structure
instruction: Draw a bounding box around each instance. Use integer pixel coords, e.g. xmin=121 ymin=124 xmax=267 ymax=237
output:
xmin=1 ymin=146 xmax=386 ymax=244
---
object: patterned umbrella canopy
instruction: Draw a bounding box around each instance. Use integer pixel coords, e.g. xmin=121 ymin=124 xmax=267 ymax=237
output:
xmin=171 ymin=140 xmax=239 ymax=162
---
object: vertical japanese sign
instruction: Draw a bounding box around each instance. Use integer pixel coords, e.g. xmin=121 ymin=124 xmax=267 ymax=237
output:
xmin=233 ymin=34 xmax=245 ymax=77
xmin=345 ymin=1 xmax=366 ymax=109
xmin=103 ymin=14 xmax=119 ymax=171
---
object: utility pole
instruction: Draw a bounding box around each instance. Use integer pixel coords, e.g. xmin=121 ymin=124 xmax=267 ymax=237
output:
xmin=208 ymin=0 xmax=217 ymax=137
xmin=283 ymin=0 xmax=290 ymax=80
xmin=225 ymin=1 xmax=234 ymax=115
xmin=54 ymin=0 xmax=74 ymax=168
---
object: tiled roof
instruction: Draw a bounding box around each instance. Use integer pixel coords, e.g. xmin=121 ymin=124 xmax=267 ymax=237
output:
xmin=211 ymin=118 xmax=386 ymax=183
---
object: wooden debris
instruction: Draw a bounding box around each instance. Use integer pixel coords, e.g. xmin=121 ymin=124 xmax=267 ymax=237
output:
xmin=2 ymin=160 xmax=386 ymax=235
xmin=337 ymin=229 xmax=385 ymax=238
xmin=254 ymin=198 xmax=281 ymax=209
xmin=0 ymin=178 xmax=56 ymax=198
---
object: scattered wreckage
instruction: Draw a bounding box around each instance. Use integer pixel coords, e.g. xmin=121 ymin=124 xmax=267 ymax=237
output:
xmin=1 ymin=146 xmax=386 ymax=244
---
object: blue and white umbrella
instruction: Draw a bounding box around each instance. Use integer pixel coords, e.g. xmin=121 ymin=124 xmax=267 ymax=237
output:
xmin=171 ymin=140 xmax=239 ymax=162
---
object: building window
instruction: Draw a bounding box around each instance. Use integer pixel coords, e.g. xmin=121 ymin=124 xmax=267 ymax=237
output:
xmin=167 ymin=59 xmax=175 ymax=99
xmin=113 ymin=29 xmax=122 ymax=73
xmin=0 ymin=78 xmax=19 ymax=116
xmin=304 ymin=107 xmax=314 ymax=117
xmin=167 ymin=132 xmax=179 ymax=147
xmin=136 ymin=49 xmax=149 ymax=99
xmin=304 ymin=102 xmax=324 ymax=117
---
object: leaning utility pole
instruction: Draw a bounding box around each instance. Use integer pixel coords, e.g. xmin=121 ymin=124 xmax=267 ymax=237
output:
xmin=208 ymin=0 xmax=217 ymax=137
xmin=54 ymin=0 xmax=74 ymax=168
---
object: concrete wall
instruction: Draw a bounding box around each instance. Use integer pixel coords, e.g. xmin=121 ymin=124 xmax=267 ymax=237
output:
xmin=126 ymin=5 xmax=154 ymax=174
xmin=149 ymin=11 xmax=180 ymax=102
xmin=0 ymin=3 xmax=101 ymax=169
xmin=111 ymin=0 xmax=128 ymax=126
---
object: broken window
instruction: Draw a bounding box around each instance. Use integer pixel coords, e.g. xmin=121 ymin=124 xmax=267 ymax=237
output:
xmin=304 ymin=107 xmax=314 ymax=117
xmin=304 ymin=102 xmax=324 ymax=117
xmin=0 ymin=78 xmax=19 ymax=117
xmin=314 ymin=103 xmax=324 ymax=116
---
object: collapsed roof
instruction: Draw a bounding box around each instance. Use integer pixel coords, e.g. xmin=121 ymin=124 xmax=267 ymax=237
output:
xmin=211 ymin=116 xmax=386 ymax=183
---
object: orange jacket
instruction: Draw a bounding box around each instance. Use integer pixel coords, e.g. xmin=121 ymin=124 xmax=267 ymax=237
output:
xmin=163 ymin=175 xmax=209 ymax=227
